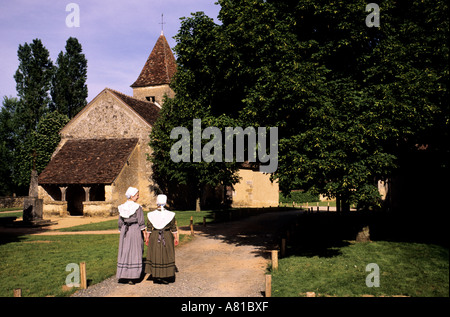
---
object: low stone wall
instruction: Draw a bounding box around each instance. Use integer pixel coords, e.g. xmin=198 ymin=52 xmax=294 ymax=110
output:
xmin=0 ymin=196 xmax=25 ymax=209
xmin=42 ymin=201 xmax=118 ymax=217
xmin=43 ymin=201 xmax=68 ymax=217
xmin=83 ymin=201 xmax=117 ymax=217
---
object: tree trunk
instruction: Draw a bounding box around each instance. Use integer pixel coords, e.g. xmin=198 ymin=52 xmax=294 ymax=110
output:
xmin=342 ymin=199 xmax=351 ymax=213
xmin=336 ymin=195 xmax=341 ymax=214
xmin=341 ymin=190 xmax=351 ymax=213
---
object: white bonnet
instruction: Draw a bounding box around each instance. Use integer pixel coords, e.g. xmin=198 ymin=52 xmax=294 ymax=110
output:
xmin=125 ymin=187 xmax=139 ymax=199
xmin=156 ymin=194 xmax=167 ymax=206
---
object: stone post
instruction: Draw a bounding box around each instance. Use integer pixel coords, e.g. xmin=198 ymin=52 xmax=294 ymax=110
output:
xmin=23 ymin=169 xmax=44 ymax=224
xmin=83 ymin=187 xmax=91 ymax=202
xmin=60 ymin=187 xmax=68 ymax=201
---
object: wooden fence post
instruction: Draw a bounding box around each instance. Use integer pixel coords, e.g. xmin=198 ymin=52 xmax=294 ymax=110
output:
xmin=13 ymin=288 xmax=22 ymax=297
xmin=265 ymin=274 xmax=272 ymax=297
xmin=80 ymin=262 xmax=87 ymax=289
xmin=190 ymin=216 xmax=194 ymax=236
xmin=203 ymin=217 xmax=206 ymax=227
xmin=271 ymin=250 xmax=278 ymax=270
xmin=281 ymin=238 xmax=286 ymax=257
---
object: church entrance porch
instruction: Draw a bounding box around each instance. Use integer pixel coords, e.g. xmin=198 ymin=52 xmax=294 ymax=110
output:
xmin=40 ymin=183 xmax=109 ymax=216
xmin=38 ymin=138 xmax=140 ymax=217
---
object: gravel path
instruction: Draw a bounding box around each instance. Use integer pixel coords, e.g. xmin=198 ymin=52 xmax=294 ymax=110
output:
xmin=72 ymin=209 xmax=303 ymax=297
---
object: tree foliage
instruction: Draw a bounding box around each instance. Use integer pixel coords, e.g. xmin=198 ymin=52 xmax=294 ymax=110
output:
xmin=0 ymin=96 xmax=20 ymax=195
xmin=151 ymin=0 xmax=448 ymax=211
xmin=51 ymin=37 xmax=88 ymax=119
xmin=13 ymin=111 xmax=69 ymax=187
xmin=1 ymin=37 xmax=86 ymax=194
xmin=13 ymin=39 xmax=53 ymax=134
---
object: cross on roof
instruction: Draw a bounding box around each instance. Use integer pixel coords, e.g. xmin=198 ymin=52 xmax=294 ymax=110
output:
xmin=159 ymin=13 xmax=166 ymax=35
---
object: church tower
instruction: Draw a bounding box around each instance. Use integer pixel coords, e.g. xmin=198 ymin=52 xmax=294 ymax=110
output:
xmin=131 ymin=31 xmax=176 ymax=106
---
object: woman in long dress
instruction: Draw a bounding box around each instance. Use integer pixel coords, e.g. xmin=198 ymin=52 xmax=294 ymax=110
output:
xmin=116 ymin=187 xmax=146 ymax=284
xmin=144 ymin=194 xmax=179 ymax=284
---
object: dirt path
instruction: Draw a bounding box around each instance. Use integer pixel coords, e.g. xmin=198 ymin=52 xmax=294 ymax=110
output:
xmin=73 ymin=209 xmax=303 ymax=297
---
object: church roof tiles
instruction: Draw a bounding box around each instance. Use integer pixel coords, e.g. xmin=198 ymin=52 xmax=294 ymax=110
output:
xmin=131 ymin=33 xmax=177 ymax=88
xmin=107 ymin=88 xmax=160 ymax=126
xmin=38 ymin=138 xmax=139 ymax=185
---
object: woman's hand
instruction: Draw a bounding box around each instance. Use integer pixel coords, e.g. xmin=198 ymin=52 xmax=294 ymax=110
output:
xmin=173 ymin=232 xmax=179 ymax=246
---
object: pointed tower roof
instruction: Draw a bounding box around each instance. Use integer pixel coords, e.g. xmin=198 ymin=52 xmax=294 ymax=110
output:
xmin=131 ymin=32 xmax=177 ymax=88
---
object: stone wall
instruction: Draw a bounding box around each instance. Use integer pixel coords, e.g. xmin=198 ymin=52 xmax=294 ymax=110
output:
xmin=132 ymin=85 xmax=174 ymax=106
xmin=83 ymin=201 xmax=115 ymax=217
xmin=0 ymin=196 xmax=25 ymax=209
xmin=43 ymin=201 xmax=67 ymax=217
xmin=231 ymin=169 xmax=279 ymax=208
xmin=59 ymin=90 xmax=152 ymax=143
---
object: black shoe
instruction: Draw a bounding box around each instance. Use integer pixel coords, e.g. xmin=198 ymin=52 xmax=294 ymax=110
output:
xmin=153 ymin=278 xmax=169 ymax=284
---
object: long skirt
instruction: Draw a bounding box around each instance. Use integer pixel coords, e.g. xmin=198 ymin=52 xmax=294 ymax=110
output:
xmin=116 ymin=223 xmax=144 ymax=279
xmin=145 ymin=228 xmax=176 ymax=279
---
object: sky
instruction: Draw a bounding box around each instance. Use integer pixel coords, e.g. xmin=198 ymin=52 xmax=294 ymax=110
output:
xmin=0 ymin=0 xmax=221 ymax=103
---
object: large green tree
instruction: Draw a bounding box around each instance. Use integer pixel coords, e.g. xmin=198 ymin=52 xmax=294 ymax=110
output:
xmin=14 ymin=38 xmax=54 ymax=134
xmin=51 ymin=37 xmax=88 ymax=118
xmin=152 ymin=0 xmax=447 ymax=211
xmin=0 ymin=98 xmax=69 ymax=192
xmin=13 ymin=111 xmax=69 ymax=187
xmin=0 ymin=97 xmax=20 ymax=195
xmin=4 ymin=38 xmax=81 ymax=192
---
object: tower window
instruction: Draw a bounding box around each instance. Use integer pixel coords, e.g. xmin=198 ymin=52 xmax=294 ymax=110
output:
xmin=146 ymin=96 xmax=155 ymax=102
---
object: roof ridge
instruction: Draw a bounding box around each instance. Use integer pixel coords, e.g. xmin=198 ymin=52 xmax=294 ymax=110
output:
xmin=105 ymin=87 xmax=152 ymax=104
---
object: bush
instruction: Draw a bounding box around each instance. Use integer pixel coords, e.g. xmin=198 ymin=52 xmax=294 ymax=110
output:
xmin=279 ymin=190 xmax=320 ymax=204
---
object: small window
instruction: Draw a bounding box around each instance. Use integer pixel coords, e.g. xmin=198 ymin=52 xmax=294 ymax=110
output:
xmin=146 ymin=96 xmax=155 ymax=102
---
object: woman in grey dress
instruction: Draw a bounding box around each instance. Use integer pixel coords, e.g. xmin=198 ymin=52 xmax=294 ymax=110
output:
xmin=116 ymin=187 xmax=146 ymax=284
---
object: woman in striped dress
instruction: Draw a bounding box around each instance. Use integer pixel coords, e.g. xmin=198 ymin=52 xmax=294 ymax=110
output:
xmin=116 ymin=187 xmax=146 ymax=284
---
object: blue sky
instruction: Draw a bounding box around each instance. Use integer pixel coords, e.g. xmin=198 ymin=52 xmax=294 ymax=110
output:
xmin=0 ymin=0 xmax=221 ymax=102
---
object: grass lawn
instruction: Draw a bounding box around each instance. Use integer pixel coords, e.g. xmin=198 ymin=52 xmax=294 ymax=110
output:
xmin=270 ymin=241 xmax=449 ymax=297
xmin=0 ymin=232 xmax=193 ymax=297
xmin=2 ymin=208 xmax=448 ymax=297
xmin=0 ymin=234 xmax=118 ymax=297
xmin=57 ymin=209 xmax=216 ymax=232
xmin=0 ymin=209 xmax=202 ymax=297
xmin=0 ymin=211 xmax=22 ymax=218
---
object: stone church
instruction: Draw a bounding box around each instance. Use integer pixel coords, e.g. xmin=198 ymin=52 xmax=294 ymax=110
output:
xmin=38 ymin=32 xmax=279 ymax=217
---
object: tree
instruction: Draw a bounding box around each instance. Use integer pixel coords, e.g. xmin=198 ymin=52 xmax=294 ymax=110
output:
xmin=163 ymin=0 xmax=448 ymax=211
xmin=14 ymin=38 xmax=53 ymax=134
xmin=149 ymin=100 xmax=240 ymax=211
xmin=11 ymin=38 xmax=75 ymax=189
xmin=51 ymin=37 xmax=88 ymax=118
xmin=13 ymin=111 xmax=69 ymax=187
xmin=0 ymin=96 xmax=20 ymax=195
